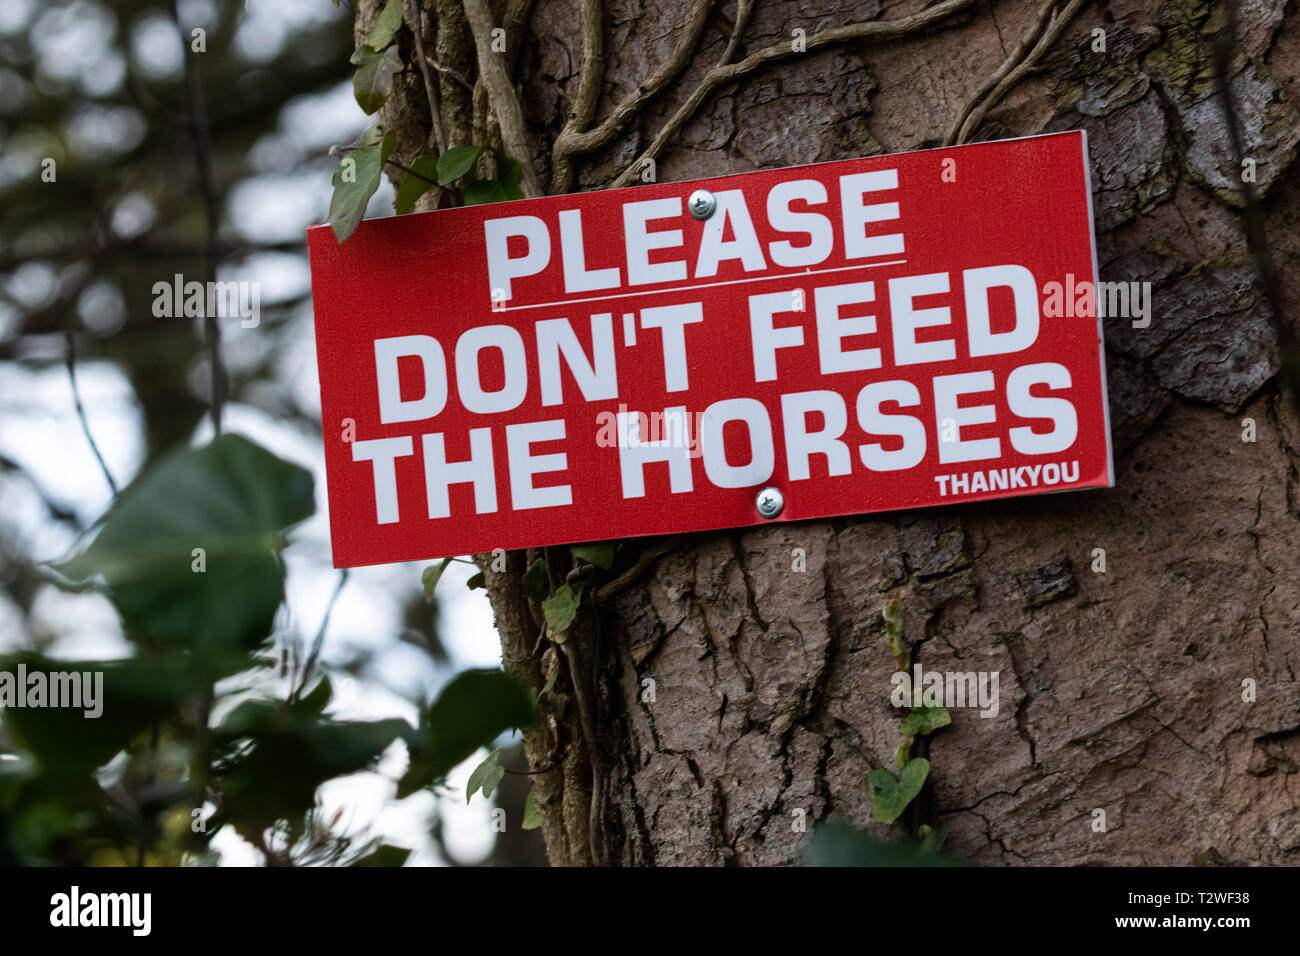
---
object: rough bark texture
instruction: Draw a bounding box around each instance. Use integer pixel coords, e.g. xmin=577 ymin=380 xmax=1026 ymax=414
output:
xmin=368 ymin=0 xmax=1300 ymax=865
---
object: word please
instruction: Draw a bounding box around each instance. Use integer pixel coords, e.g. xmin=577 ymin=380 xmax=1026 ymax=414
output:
xmin=484 ymin=170 xmax=905 ymax=300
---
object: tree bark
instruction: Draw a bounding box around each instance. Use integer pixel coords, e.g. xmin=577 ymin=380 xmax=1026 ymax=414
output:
xmin=366 ymin=0 xmax=1300 ymax=865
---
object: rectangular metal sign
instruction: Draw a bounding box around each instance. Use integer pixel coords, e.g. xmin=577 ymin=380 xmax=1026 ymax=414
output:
xmin=308 ymin=130 xmax=1112 ymax=567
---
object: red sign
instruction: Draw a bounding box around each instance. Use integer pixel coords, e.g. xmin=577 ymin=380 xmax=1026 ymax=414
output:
xmin=308 ymin=131 xmax=1112 ymax=568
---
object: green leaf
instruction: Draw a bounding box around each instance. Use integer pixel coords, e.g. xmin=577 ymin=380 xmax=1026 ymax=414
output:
xmin=570 ymin=541 xmax=616 ymax=570
xmin=56 ymin=434 xmax=313 ymax=656
xmin=462 ymin=154 xmax=522 ymax=205
xmin=542 ymin=585 xmax=581 ymax=638
xmin=533 ymin=670 xmax=557 ymax=705
xmin=495 ymin=157 xmax=523 ymax=199
xmin=436 ymin=144 xmax=483 ymax=185
xmin=465 ymin=571 xmax=485 ymax=590
xmin=329 ymin=132 xmax=394 ymax=243
xmin=522 ymin=790 xmax=542 ymax=829
xmin=899 ymin=706 xmax=951 ymax=737
xmin=297 ymin=675 xmax=334 ymax=715
xmin=394 ymin=155 xmax=439 ymax=215
xmin=397 ymin=669 xmax=534 ymax=798
xmin=352 ymin=843 xmax=412 ymax=867
xmin=916 ymin=824 xmax=948 ymax=854
xmin=805 ymin=821 xmax=963 ymax=867
xmin=463 ymin=173 xmax=518 ymax=206
xmin=219 ymin=715 xmax=411 ymax=841
xmin=2 ymin=652 xmax=242 ymax=780
xmin=866 ymin=757 xmax=929 ymax=825
xmin=366 ymin=0 xmax=404 ymax=50
xmin=465 ymin=748 xmax=504 ymax=803
xmin=351 ymin=45 xmax=402 ymax=115
xmin=421 ymin=556 xmax=454 ymax=601
xmin=521 ymin=558 xmax=549 ymax=602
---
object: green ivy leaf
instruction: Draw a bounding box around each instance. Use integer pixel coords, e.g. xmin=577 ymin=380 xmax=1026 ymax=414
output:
xmin=394 ymin=155 xmax=439 ymax=215
xmin=397 ymin=669 xmax=534 ymax=798
xmin=421 ymin=556 xmax=454 ymax=602
xmin=522 ymin=790 xmax=542 ymax=829
xmin=571 ymin=542 xmax=616 ymax=570
xmin=366 ymin=0 xmax=404 ymax=50
xmin=465 ymin=571 xmax=485 ymax=590
xmin=350 ymin=45 xmax=402 ymax=115
xmin=56 ymin=434 xmax=313 ymax=656
xmin=521 ymin=558 xmax=549 ymax=602
xmin=297 ymin=675 xmax=334 ymax=716
xmin=866 ymin=757 xmax=929 ymax=825
xmin=805 ymin=821 xmax=962 ymax=867
xmin=916 ymin=824 xmax=948 ymax=854
xmin=899 ymin=706 xmax=951 ymax=737
xmin=463 ymin=176 xmax=515 ymax=206
xmin=466 ymin=748 xmax=504 ymax=803
xmin=436 ymin=144 xmax=484 ymax=185
xmin=462 ymin=155 xmax=522 ymax=205
xmin=542 ymin=585 xmax=581 ymax=639
xmin=495 ymin=157 xmax=523 ymax=199
xmin=329 ymin=131 xmax=393 ymax=243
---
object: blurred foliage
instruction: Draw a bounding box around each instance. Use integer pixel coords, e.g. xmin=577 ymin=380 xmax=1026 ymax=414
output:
xmin=1 ymin=433 xmax=534 ymax=865
xmin=0 ymin=0 xmax=356 ymax=457
xmin=806 ymin=822 xmax=964 ymax=867
xmin=0 ymin=1 xmax=535 ymax=866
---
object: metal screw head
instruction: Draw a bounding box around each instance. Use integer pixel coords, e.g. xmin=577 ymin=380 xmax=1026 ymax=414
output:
xmin=687 ymin=189 xmax=717 ymax=220
xmin=756 ymin=487 xmax=784 ymax=519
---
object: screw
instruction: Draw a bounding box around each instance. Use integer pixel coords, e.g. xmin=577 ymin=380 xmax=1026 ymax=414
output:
xmin=688 ymin=189 xmax=716 ymax=220
xmin=756 ymin=487 xmax=784 ymax=519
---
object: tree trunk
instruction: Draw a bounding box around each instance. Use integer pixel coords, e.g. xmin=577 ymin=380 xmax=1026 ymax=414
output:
xmin=364 ymin=0 xmax=1300 ymax=865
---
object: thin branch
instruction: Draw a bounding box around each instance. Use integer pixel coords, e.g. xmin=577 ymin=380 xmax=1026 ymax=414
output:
xmin=944 ymin=0 xmax=1059 ymax=146
xmin=426 ymin=54 xmax=474 ymax=92
xmin=596 ymin=536 xmax=683 ymax=603
xmin=549 ymin=0 xmax=606 ymax=194
xmin=503 ymin=761 xmax=559 ymax=775
xmin=63 ymin=331 xmax=119 ymax=497
xmin=720 ymin=0 xmax=755 ymax=64
xmin=946 ymin=0 xmax=1086 ymax=145
xmin=406 ymin=0 xmax=448 ymax=154
xmin=612 ymin=0 xmax=980 ymax=188
xmin=0 ymin=454 xmax=81 ymax=526
xmin=296 ymin=569 xmax=350 ymax=701
xmin=434 ymin=0 xmax=476 ymax=148
xmin=502 ymin=0 xmax=537 ymax=67
xmin=463 ymin=0 xmax=544 ymax=197
xmin=553 ymin=0 xmax=716 ymax=194
xmin=173 ymin=0 xmax=227 ymax=435
xmin=385 ymin=157 xmax=439 ymax=184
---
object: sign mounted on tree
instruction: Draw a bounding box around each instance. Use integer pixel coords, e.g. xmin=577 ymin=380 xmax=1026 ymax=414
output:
xmin=307 ymin=130 xmax=1112 ymax=568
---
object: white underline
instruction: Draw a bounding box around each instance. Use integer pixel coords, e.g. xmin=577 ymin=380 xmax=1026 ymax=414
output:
xmin=498 ymin=259 xmax=909 ymax=312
